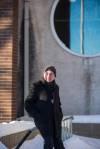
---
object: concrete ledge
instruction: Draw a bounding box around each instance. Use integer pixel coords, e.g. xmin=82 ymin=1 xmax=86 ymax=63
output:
xmin=73 ymin=123 xmax=100 ymax=139
xmin=0 ymin=128 xmax=39 ymax=149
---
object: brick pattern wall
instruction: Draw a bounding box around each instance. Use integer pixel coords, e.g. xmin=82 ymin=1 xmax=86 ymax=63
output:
xmin=0 ymin=0 xmax=18 ymax=122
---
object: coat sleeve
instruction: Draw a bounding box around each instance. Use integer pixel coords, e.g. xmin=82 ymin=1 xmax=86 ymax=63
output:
xmin=24 ymin=83 xmax=39 ymax=117
xmin=57 ymin=86 xmax=62 ymax=106
xmin=57 ymin=86 xmax=63 ymax=118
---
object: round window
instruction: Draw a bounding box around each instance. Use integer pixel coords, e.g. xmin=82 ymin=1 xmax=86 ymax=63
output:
xmin=50 ymin=0 xmax=100 ymax=57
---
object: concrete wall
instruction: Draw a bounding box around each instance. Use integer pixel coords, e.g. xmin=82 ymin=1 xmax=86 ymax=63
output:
xmin=29 ymin=0 xmax=100 ymax=115
xmin=16 ymin=0 xmax=24 ymax=117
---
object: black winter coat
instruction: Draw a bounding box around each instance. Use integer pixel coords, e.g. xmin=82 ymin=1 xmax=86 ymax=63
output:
xmin=25 ymin=80 xmax=63 ymax=137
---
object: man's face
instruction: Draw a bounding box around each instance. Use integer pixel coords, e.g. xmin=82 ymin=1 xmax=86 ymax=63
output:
xmin=43 ymin=70 xmax=55 ymax=82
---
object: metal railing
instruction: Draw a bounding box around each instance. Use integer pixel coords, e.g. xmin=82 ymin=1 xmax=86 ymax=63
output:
xmin=62 ymin=116 xmax=73 ymax=141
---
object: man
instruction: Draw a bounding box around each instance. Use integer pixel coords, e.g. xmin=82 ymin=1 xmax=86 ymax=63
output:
xmin=25 ymin=66 xmax=65 ymax=149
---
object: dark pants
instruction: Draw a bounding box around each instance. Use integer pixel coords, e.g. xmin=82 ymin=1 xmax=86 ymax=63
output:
xmin=35 ymin=120 xmax=65 ymax=149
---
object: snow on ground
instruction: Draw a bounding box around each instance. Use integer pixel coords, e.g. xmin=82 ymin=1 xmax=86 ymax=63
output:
xmin=13 ymin=134 xmax=100 ymax=149
xmin=14 ymin=135 xmax=44 ymax=149
xmin=1 ymin=134 xmax=100 ymax=149
xmin=79 ymin=136 xmax=100 ymax=148
xmin=0 ymin=142 xmax=8 ymax=149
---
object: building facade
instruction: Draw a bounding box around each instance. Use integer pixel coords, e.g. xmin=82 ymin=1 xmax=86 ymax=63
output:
xmin=0 ymin=0 xmax=100 ymax=122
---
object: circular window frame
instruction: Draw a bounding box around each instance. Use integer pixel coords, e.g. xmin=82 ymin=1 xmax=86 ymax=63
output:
xmin=50 ymin=0 xmax=100 ymax=58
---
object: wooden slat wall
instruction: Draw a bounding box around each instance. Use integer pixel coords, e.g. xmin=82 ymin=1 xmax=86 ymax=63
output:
xmin=0 ymin=0 xmax=18 ymax=122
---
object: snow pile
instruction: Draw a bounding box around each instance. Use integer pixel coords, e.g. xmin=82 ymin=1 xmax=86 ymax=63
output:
xmin=73 ymin=115 xmax=100 ymax=123
xmin=0 ymin=120 xmax=35 ymax=137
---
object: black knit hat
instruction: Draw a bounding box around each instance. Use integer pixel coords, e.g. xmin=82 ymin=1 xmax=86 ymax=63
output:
xmin=45 ymin=66 xmax=56 ymax=77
